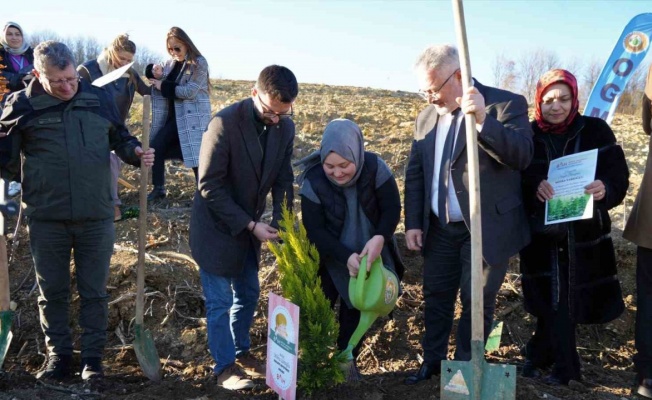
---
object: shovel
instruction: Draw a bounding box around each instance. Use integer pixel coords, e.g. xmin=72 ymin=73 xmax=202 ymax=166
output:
xmin=0 ymin=179 xmax=19 ymax=369
xmin=0 ymin=238 xmax=13 ymax=369
xmin=133 ymin=95 xmax=161 ymax=381
xmin=340 ymin=255 xmax=399 ymax=363
xmin=439 ymin=1 xmax=516 ymax=399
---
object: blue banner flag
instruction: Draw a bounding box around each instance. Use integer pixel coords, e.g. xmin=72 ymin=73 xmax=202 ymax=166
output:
xmin=584 ymin=13 xmax=652 ymax=124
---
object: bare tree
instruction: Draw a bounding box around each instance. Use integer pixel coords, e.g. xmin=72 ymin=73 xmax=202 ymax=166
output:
xmin=133 ymin=47 xmax=163 ymax=75
xmin=617 ymin=61 xmax=649 ymax=116
xmin=517 ymin=49 xmax=561 ymax=104
xmin=26 ymin=30 xmax=162 ymax=73
xmin=580 ymin=58 xmax=603 ymax=109
xmin=27 ymin=30 xmax=62 ymax=49
xmin=491 ymin=53 xmax=517 ymax=92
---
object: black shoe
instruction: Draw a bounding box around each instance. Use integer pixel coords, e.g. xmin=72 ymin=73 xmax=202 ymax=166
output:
xmin=36 ymin=354 xmax=72 ymax=381
xmin=521 ymin=359 xmax=542 ymax=378
xmin=637 ymin=377 xmax=652 ymax=398
xmin=404 ymin=362 xmax=439 ymax=385
xmin=81 ymin=357 xmax=104 ymax=380
xmin=147 ymin=186 xmax=166 ymax=201
xmin=543 ymin=372 xmax=580 ymax=386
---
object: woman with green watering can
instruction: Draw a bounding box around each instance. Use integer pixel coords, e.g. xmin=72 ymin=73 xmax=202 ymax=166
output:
xmin=297 ymin=118 xmax=404 ymax=380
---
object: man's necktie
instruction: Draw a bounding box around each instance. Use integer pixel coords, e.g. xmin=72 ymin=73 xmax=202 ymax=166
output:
xmin=438 ymin=108 xmax=461 ymax=226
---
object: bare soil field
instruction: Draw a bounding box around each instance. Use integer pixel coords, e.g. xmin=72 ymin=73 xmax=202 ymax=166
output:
xmin=0 ymin=80 xmax=647 ymax=399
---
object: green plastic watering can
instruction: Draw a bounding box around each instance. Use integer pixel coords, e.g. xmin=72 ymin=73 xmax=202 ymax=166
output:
xmin=340 ymin=255 xmax=399 ymax=361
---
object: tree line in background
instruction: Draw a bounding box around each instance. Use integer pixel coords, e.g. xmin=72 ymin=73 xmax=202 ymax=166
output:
xmin=22 ymin=31 xmax=649 ymax=116
xmin=27 ymin=31 xmax=163 ymax=75
xmin=491 ymin=48 xmax=649 ymax=116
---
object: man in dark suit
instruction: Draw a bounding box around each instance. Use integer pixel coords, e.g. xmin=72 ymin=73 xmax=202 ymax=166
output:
xmin=403 ymin=45 xmax=533 ymax=385
xmin=190 ymin=65 xmax=298 ymax=391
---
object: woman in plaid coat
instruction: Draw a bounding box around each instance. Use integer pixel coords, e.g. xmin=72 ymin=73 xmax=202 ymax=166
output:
xmin=146 ymin=26 xmax=211 ymax=200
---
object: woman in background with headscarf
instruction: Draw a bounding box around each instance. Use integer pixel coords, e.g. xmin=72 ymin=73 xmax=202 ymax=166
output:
xmin=1 ymin=21 xmax=34 ymax=196
xmin=297 ymin=118 xmax=404 ymax=380
xmin=519 ymin=69 xmax=629 ymax=385
xmin=78 ymin=34 xmax=151 ymax=221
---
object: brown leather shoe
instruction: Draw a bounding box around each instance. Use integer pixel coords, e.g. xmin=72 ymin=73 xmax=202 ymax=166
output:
xmin=236 ymin=352 xmax=266 ymax=379
xmin=217 ymin=364 xmax=254 ymax=390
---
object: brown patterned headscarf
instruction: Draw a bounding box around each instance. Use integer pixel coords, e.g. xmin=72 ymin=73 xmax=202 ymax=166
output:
xmin=535 ymin=69 xmax=579 ymax=134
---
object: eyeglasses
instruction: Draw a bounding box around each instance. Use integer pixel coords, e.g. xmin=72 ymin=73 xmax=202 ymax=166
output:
xmin=168 ymin=46 xmax=182 ymax=53
xmin=42 ymin=74 xmax=80 ymax=88
xmin=257 ymin=93 xmax=294 ymax=120
xmin=418 ymin=69 xmax=459 ymax=101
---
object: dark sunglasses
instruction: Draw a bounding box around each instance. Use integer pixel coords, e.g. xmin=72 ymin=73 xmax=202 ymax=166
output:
xmin=168 ymin=46 xmax=182 ymax=53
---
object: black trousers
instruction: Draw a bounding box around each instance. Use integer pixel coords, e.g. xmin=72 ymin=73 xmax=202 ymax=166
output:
xmin=421 ymin=214 xmax=508 ymax=366
xmin=635 ymin=246 xmax=652 ymax=379
xmin=29 ymin=218 xmax=115 ymax=358
xmin=150 ymin=118 xmax=199 ymax=187
xmin=318 ymin=266 xmax=363 ymax=358
xmin=524 ymin=249 xmax=581 ymax=382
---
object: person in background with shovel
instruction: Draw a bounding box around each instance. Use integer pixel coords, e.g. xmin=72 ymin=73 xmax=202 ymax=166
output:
xmin=296 ymin=118 xmax=404 ymax=381
xmin=190 ymin=65 xmax=297 ymax=391
xmin=404 ymin=44 xmax=533 ymax=385
xmin=78 ymin=33 xmax=152 ymax=222
xmin=0 ymin=40 xmax=155 ymax=382
xmin=520 ymin=69 xmax=628 ymax=385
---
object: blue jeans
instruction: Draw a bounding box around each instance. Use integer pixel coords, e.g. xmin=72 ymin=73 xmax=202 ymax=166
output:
xmin=200 ymin=249 xmax=260 ymax=375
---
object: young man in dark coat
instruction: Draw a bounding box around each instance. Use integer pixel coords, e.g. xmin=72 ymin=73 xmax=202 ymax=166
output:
xmin=0 ymin=40 xmax=154 ymax=381
xmin=190 ymin=65 xmax=297 ymax=391
xmin=403 ymin=44 xmax=533 ymax=384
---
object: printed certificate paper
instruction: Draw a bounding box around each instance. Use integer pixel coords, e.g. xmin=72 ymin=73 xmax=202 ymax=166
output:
xmin=545 ymin=149 xmax=598 ymax=225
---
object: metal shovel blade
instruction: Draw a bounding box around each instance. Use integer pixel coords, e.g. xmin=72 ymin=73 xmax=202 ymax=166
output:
xmin=441 ymin=358 xmax=516 ymax=400
xmin=484 ymin=321 xmax=503 ymax=353
xmin=133 ymin=323 xmax=161 ymax=381
xmin=0 ymin=310 xmax=14 ymax=368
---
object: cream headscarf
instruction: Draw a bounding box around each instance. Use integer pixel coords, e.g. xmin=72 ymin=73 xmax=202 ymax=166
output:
xmin=1 ymin=21 xmax=30 ymax=55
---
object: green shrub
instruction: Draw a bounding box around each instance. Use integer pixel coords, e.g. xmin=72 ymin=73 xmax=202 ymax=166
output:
xmin=268 ymin=206 xmax=345 ymax=395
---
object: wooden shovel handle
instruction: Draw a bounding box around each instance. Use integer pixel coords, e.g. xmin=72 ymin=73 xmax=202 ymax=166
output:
xmin=136 ymin=96 xmax=151 ymax=325
xmin=452 ymin=0 xmax=484 ymax=343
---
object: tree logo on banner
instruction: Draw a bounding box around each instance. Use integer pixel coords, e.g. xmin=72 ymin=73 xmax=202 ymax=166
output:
xmin=623 ymin=31 xmax=649 ymax=54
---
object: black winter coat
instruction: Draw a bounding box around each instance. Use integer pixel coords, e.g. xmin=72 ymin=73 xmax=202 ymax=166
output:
xmin=0 ymin=47 xmax=35 ymax=168
xmin=0 ymin=47 xmax=34 ymax=93
xmin=520 ymin=115 xmax=629 ymax=324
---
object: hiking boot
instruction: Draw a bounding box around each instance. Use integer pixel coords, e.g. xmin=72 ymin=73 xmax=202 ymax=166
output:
xmin=147 ymin=186 xmax=166 ymax=201
xmin=236 ymin=352 xmax=266 ymax=379
xmin=217 ymin=364 xmax=254 ymax=390
xmin=36 ymin=354 xmax=72 ymax=381
xmin=81 ymin=357 xmax=104 ymax=380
